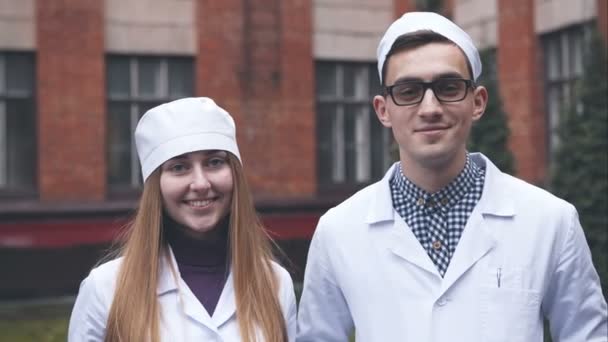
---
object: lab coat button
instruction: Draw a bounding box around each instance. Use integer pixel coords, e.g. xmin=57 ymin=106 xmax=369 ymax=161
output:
xmin=437 ymin=297 xmax=448 ymax=306
xmin=432 ymin=240 xmax=442 ymax=250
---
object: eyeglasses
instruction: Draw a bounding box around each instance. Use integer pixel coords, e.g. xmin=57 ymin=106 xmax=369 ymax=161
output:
xmin=384 ymin=78 xmax=475 ymax=106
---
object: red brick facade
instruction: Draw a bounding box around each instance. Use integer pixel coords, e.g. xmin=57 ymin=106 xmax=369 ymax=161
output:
xmin=599 ymin=0 xmax=608 ymax=46
xmin=196 ymin=0 xmax=315 ymax=197
xmin=27 ymin=0 xmax=602 ymax=205
xmin=498 ymin=0 xmax=546 ymax=185
xmin=394 ymin=0 xmax=416 ymax=18
xmin=36 ymin=0 xmax=106 ymax=201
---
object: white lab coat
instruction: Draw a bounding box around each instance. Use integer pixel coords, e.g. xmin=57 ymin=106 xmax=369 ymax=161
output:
xmin=68 ymin=247 xmax=297 ymax=341
xmin=297 ymin=153 xmax=607 ymax=342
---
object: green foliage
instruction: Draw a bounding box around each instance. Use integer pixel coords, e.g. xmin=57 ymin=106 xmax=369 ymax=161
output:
xmin=550 ymin=29 xmax=608 ymax=298
xmin=0 ymin=300 xmax=71 ymax=342
xmin=0 ymin=319 xmax=68 ymax=342
xmin=468 ymin=49 xmax=515 ymax=174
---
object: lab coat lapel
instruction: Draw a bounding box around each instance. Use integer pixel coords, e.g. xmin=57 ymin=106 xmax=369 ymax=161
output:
xmin=159 ymin=247 xmax=219 ymax=333
xmin=367 ymin=163 xmax=440 ymax=276
xmin=386 ymin=218 xmax=440 ymax=276
xmin=440 ymin=209 xmax=496 ymax=292
xmin=211 ymin=271 xmax=236 ymax=328
xmin=180 ymin=281 xmax=218 ymax=332
xmin=440 ymin=154 xmax=515 ymax=293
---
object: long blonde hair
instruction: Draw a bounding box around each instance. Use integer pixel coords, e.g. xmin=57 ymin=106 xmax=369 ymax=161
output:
xmin=104 ymin=154 xmax=287 ymax=342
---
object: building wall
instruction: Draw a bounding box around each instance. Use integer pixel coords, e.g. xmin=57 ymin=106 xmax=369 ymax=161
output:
xmin=453 ymin=0 xmax=597 ymax=53
xmin=105 ymin=0 xmax=195 ymax=54
xmin=0 ymin=0 xmax=603 ymax=204
xmin=314 ymin=0 xmax=393 ymax=61
xmin=453 ymin=0 xmax=498 ymax=50
xmin=37 ymin=0 xmax=106 ymax=201
xmin=535 ymin=0 xmax=596 ymax=34
xmin=600 ymin=0 xmax=608 ymax=44
xmin=451 ymin=0 xmax=599 ymax=184
xmin=0 ymin=0 xmax=34 ymax=50
xmin=497 ymin=0 xmax=547 ymax=184
xmin=197 ymin=0 xmax=316 ymax=197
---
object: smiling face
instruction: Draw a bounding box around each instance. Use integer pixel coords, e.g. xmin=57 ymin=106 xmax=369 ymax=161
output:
xmin=374 ymin=42 xmax=487 ymax=176
xmin=160 ymin=150 xmax=234 ymax=239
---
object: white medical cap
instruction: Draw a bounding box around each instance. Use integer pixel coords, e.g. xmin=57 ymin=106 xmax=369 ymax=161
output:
xmin=134 ymin=97 xmax=241 ymax=182
xmin=377 ymin=12 xmax=482 ymax=83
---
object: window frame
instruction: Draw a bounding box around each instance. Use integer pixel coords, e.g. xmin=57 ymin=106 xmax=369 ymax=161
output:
xmin=0 ymin=51 xmax=37 ymax=198
xmin=106 ymin=55 xmax=194 ymax=195
xmin=541 ymin=22 xmax=592 ymax=165
xmin=315 ymin=61 xmax=393 ymax=196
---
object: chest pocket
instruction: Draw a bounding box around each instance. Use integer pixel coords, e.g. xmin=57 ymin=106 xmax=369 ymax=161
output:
xmin=479 ymin=267 xmax=542 ymax=342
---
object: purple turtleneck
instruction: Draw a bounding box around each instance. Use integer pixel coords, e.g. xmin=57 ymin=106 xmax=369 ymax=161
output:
xmin=165 ymin=222 xmax=229 ymax=316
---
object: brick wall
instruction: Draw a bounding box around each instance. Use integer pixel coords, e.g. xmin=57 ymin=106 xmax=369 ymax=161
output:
xmin=276 ymin=0 xmax=315 ymax=196
xmin=498 ymin=0 xmax=546 ymax=185
xmin=443 ymin=0 xmax=455 ymax=18
xmin=394 ymin=0 xmax=415 ymax=17
xmin=37 ymin=0 xmax=106 ymax=201
xmin=196 ymin=0 xmax=314 ymax=197
xmin=599 ymin=0 xmax=608 ymax=46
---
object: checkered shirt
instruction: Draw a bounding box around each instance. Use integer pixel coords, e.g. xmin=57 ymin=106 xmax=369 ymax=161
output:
xmin=390 ymin=154 xmax=485 ymax=277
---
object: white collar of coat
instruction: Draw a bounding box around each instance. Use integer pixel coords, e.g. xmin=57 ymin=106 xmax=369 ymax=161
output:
xmin=157 ymin=245 xmax=181 ymax=295
xmin=157 ymin=245 xmax=237 ymax=329
xmin=365 ymin=152 xmax=515 ymax=225
xmin=157 ymin=246 xmax=235 ymax=297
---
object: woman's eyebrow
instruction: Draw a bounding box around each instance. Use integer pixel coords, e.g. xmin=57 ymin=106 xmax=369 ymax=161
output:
xmin=168 ymin=154 xmax=188 ymax=161
xmin=204 ymin=150 xmax=228 ymax=157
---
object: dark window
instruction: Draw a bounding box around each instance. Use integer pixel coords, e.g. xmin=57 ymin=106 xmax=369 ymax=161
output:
xmin=316 ymin=62 xmax=393 ymax=194
xmin=0 ymin=52 xmax=36 ymax=195
xmin=106 ymin=56 xmax=194 ymax=190
xmin=542 ymin=23 xmax=592 ymax=162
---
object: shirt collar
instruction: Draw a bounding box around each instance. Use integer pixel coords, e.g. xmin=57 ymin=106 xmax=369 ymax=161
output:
xmin=391 ymin=153 xmax=483 ymax=211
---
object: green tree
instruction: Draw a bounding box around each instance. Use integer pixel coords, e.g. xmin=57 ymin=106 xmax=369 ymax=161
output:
xmin=468 ymin=49 xmax=515 ymax=174
xmin=551 ymin=29 xmax=607 ymax=298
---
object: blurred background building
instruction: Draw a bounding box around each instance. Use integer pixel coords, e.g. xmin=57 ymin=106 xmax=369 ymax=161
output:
xmin=0 ymin=0 xmax=606 ymax=298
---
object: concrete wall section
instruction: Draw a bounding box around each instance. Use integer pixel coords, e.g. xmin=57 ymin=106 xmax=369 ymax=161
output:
xmin=105 ymin=0 xmax=195 ymax=54
xmin=535 ymin=0 xmax=596 ymax=34
xmin=314 ymin=0 xmax=393 ymax=60
xmin=453 ymin=0 xmax=498 ymax=50
xmin=0 ymin=0 xmax=35 ymax=49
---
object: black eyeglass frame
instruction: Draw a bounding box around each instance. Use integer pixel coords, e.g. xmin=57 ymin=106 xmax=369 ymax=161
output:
xmin=384 ymin=78 xmax=477 ymax=106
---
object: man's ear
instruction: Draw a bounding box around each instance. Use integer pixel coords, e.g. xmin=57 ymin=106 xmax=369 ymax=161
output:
xmin=373 ymin=95 xmax=392 ymax=128
xmin=472 ymin=85 xmax=488 ymax=122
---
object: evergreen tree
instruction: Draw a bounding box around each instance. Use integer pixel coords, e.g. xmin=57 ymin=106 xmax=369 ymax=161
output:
xmin=551 ymin=29 xmax=607 ymax=298
xmin=468 ymin=49 xmax=515 ymax=174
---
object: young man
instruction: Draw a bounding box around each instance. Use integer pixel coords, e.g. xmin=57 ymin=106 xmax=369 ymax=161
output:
xmin=296 ymin=12 xmax=607 ymax=342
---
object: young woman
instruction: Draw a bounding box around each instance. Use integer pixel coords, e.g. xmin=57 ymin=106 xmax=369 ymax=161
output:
xmin=68 ymin=97 xmax=296 ymax=342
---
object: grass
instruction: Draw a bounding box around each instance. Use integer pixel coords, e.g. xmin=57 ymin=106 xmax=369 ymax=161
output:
xmin=0 ymin=295 xmax=551 ymax=342
xmin=0 ymin=319 xmax=68 ymax=342
xmin=0 ymin=298 xmax=71 ymax=342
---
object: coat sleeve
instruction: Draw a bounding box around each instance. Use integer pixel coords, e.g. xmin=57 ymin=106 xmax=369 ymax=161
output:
xmin=68 ymin=269 xmax=109 ymax=342
xmin=297 ymin=215 xmax=354 ymax=342
xmin=278 ymin=266 xmax=298 ymax=342
xmin=542 ymin=206 xmax=608 ymax=341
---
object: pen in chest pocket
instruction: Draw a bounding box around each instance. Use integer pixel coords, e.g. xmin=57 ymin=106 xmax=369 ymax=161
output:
xmin=496 ymin=268 xmax=502 ymax=288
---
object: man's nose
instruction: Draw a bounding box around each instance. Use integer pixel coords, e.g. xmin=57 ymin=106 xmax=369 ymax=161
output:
xmin=417 ymin=88 xmax=442 ymax=115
